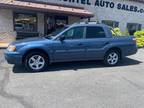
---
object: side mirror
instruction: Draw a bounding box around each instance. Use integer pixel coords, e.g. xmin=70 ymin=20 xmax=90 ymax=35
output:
xmin=59 ymin=36 xmax=65 ymax=41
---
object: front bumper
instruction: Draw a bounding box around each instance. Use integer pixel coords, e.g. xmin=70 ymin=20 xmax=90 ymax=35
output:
xmin=4 ymin=50 xmax=23 ymax=65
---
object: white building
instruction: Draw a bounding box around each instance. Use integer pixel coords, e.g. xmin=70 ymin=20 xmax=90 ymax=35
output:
xmin=0 ymin=0 xmax=144 ymax=41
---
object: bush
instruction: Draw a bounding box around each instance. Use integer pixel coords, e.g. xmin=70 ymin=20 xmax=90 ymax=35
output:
xmin=112 ymin=28 xmax=144 ymax=48
xmin=136 ymin=37 xmax=144 ymax=48
xmin=134 ymin=30 xmax=144 ymax=48
xmin=134 ymin=30 xmax=144 ymax=38
xmin=112 ymin=28 xmax=122 ymax=36
xmin=112 ymin=28 xmax=130 ymax=36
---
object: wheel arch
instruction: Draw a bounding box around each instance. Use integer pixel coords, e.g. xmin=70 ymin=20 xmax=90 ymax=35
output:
xmin=22 ymin=48 xmax=50 ymax=64
xmin=105 ymin=47 xmax=122 ymax=59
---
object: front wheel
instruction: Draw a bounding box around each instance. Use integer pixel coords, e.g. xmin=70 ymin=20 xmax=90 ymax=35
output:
xmin=24 ymin=52 xmax=48 ymax=72
xmin=103 ymin=50 xmax=120 ymax=66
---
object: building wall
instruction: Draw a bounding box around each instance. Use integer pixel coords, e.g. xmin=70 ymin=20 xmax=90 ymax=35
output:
xmin=68 ymin=16 xmax=81 ymax=24
xmin=0 ymin=9 xmax=14 ymax=33
xmin=90 ymin=0 xmax=144 ymax=32
xmin=1 ymin=0 xmax=144 ymax=41
xmin=0 ymin=9 xmax=16 ymax=43
xmin=33 ymin=0 xmax=144 ymax=32
xmin=37 ymin=14 xmax=81 ymax=35
xmin=0 ymin=9 xmax=81 ymax=39
xmin=37 ymin=13 xmax=44 ymax=35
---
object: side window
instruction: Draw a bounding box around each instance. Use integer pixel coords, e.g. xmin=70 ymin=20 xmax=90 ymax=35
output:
xmin=86 ymin=26 xmax=106 ymax=38
xmin=62 ymin=27 xmax=85 ymax=40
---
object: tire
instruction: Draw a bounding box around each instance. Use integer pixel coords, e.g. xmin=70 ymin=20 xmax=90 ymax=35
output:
xmin=24 ymin=52 xmax=49 ymax=72
xmin=103 ymin=50 xmax=120 ymax=66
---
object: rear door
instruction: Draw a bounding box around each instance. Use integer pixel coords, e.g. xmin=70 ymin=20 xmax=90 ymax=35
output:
xmin=84 ymin=26 xmax=110 ymax=60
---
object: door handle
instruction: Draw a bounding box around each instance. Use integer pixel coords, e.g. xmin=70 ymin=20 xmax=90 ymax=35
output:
xmin=104 ymin=42 xmax=110 ymax=45
xmin=78 ymin=43 xmax=83 ymax=46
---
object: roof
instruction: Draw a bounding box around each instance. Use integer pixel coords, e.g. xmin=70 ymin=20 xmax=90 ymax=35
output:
xmin=64 ymin=22 xmax=109 ymax=30
xmin=71 ymin=23 xmax=109 ymax=28
xmin=0 ymin=0 xmax=94 ymax=18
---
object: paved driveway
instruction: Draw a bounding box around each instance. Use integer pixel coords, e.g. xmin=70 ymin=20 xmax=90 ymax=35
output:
xmin=0 ymin=49 xmax=144 ymax=108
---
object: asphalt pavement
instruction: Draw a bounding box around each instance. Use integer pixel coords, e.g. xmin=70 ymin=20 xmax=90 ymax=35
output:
xmin=0 ymin=49 xmax=144 ymax=108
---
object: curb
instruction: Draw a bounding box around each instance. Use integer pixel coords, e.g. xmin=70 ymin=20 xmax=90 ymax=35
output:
xmin=0 ymin=47 xmax=7 ymax=49
xmin=138 ymin=47 xmax=144 ymax=49
xmin=0 ymin=43 xmax=9 ymax=49
xmin=0 ymin=47 xmax=6 ymax=49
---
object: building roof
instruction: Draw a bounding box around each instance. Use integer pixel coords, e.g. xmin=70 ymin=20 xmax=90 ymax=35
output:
xmin=0 ymin=0 xmax=94 ymax=18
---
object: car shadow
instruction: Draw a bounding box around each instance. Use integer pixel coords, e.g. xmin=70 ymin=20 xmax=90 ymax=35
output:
xmin=13 ymin=57 xmax=142 ymax=73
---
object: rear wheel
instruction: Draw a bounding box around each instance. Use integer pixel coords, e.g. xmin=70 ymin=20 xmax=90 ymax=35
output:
xmin=103 ymin=50 xmax=120 ymax=66
xmin=24 ymin=52 xmax=49 ymax=72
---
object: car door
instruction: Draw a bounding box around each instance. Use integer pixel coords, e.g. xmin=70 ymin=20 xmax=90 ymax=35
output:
xmin=52 ymin=26 xmax=87 ymax=62
xmin=84 ymin=26 xmax=110 ymax=60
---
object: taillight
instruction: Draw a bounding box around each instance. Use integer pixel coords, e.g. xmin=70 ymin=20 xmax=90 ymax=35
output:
xmin=133 ymin=38 xmax=137 ymax=44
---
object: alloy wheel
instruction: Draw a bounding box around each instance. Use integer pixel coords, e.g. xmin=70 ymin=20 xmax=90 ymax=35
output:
xmin=28 ymin=55 xmax=45 ymax=70
xmin=107 ymin=52 xmax=119 ymax=65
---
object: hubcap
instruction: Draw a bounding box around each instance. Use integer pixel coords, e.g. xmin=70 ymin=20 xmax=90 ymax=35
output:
xmin=28 ymin=55 xmax=45 ymax=70
xmin=107 ymin=52 xmax=119 ymax=65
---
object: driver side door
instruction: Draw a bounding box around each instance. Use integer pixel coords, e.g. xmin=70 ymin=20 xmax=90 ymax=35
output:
xmin=52 ymin=26 xmax=86 ymax=62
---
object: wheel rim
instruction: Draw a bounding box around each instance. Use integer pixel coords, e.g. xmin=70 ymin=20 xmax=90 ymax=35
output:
xmin=107 ymin=52 xmax=119 ymax=65
xmin=28 ymin=55 xmax=45 ymax=70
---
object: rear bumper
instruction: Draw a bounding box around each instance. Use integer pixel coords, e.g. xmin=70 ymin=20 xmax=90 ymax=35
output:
xmin=4 ymin=51 xmax=23 ymax=65
xmin=123 ymin=45 xmax=138 ymax=57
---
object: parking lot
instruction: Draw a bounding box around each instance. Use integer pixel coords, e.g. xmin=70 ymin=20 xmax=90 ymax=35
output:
xmin=0 ymin=49 xmax=144 ymax=108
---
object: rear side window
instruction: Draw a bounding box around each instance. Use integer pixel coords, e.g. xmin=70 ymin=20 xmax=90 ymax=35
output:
xmin=86 ymin=26 xmax=106 ymax=38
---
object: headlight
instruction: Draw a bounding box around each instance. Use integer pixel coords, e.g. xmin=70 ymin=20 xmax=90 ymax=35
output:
xmin=7 ymin=45 xmax=16 ymax=52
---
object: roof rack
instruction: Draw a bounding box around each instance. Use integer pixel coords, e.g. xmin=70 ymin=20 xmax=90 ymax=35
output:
xmin=73 ymin=20 xmax=101 ymax=25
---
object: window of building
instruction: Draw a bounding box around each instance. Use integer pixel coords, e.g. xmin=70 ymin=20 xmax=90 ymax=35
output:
xmin=86 ymin=26 xmax=106 ymax=38
xmin=14 ymin=13 xmax=37 ymax=32
xmin=55 ymin=16 xmax=68 ymax=27
xmin=102 ymin=20 xmax=119 ymax=28
xmin=62 ymin=26 xmax=85 ymax=40
xmin=45 ymin=15 xmax=68 ymax=35
xmin=127 ymin=23 xmax=141 ymax=35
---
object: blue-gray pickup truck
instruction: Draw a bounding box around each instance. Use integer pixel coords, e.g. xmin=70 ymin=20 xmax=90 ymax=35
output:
xmin=5 ymin=23 xmax=138 ymax=72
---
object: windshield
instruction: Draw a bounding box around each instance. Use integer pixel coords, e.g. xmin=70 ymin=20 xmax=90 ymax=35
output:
xmin=45 ymin=27 xmax=68 ymax=39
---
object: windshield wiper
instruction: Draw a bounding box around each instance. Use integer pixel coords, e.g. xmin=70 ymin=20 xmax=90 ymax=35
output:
xmin=44 ymin=35 xmax=53 ymax=39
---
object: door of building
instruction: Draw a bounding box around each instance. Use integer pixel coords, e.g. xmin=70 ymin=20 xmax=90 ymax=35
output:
xmin=44 ymin=15 xmax=68 ymax=35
